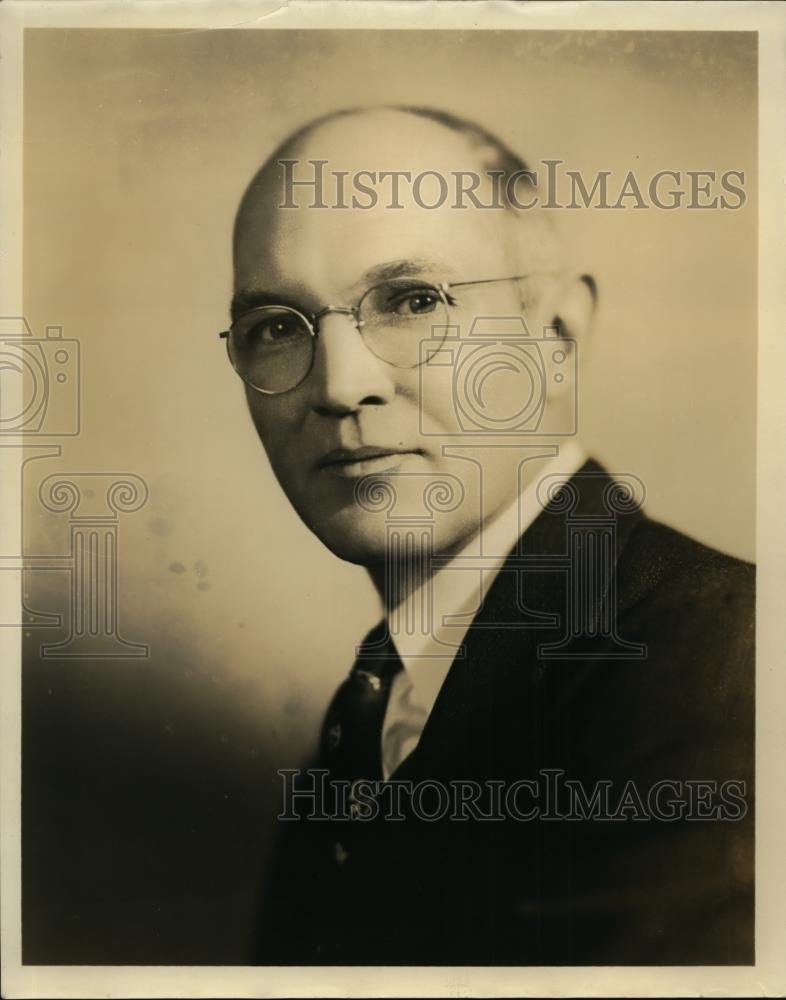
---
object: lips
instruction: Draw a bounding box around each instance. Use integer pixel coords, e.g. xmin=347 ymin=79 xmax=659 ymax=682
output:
xmin=316 ymin=446 xmax=423 ymax=476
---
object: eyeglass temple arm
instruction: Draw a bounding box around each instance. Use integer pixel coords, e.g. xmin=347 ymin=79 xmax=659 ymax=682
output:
xmin=446 ymin=274 xmax=533 ymax=291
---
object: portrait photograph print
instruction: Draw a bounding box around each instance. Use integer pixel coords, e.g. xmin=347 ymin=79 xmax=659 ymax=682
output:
xmin=1 ymin=2 xmax=785 ymax=998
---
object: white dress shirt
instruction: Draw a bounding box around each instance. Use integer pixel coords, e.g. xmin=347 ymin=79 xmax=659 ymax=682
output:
xmin=381 ymin=440 xmax=587 ymax=779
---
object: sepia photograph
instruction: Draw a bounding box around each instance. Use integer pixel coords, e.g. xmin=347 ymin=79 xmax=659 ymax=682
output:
xmin=1 ymin=2 xmax=784 ymax=997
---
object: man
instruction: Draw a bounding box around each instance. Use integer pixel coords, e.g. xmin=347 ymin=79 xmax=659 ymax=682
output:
xmin=224 ymin=107 xmax=754 ymax=965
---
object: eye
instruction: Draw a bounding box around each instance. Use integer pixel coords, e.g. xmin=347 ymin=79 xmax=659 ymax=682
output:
xmin=243 ymin=312 xmax=308 ymax=347
xmin=390 ymin=288 xmax=441 ymax=317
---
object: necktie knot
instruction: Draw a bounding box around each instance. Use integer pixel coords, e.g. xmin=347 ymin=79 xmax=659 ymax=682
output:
xmin=352 ymin=620 xmax=404 ymax=680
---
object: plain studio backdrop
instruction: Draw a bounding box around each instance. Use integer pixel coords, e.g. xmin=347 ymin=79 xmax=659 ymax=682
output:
xmin=19 ymin=29 xmax=756 ymax=962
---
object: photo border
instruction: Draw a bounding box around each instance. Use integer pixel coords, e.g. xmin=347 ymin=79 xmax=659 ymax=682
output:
xmin=1 ymin=2 xmax=784 ymax=997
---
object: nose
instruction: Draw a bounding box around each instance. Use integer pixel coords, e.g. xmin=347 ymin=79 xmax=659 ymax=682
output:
xmin=309 ymin=310 xmax=395 ymax=415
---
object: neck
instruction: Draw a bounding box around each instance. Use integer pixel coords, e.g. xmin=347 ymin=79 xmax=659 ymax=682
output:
xmin=366 ymin=518 xmax=482 ymax=612
xmin=366 ymin=450 xmax=559 ymax=611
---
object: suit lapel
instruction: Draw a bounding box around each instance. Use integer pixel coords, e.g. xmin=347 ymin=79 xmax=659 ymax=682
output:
xmin=392 ymin=460 xmax=646 ymax=781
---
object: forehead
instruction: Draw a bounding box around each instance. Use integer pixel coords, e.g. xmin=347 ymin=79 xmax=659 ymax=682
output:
xmin=233 ymin=112 xmax=520 ymax=299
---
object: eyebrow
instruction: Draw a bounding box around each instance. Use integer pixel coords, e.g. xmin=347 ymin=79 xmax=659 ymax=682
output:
xmin=230 ymin=257 xmax=452 ymax=321
xmin=362 ymin=257 xmax=448 ymax=285
xmin=230 ymin=288 xmax=295 ymax=321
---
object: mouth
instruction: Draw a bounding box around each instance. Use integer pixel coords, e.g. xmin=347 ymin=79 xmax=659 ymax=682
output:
xmin=316 ymin=446 xmax=425 ymax=478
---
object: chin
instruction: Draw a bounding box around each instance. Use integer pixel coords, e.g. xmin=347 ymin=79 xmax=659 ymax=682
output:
xmin=307 ymin=505 xmax=480 ymax=568
xmin=306 ymin=510 xmax=392 ymax=567
xmin=316 ymin=531 xmax=390 ymax=567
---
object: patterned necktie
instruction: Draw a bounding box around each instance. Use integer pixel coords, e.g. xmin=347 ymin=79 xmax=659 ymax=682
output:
xmin=320 ymin=621 xmax=404 ymax=783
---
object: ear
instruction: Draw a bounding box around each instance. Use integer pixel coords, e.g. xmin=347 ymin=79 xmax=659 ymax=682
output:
xmin=550 ymin=273 xmax=597 ymax=344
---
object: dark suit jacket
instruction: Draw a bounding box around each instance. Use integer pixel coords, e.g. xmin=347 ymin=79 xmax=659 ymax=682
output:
xmin=255 ymin=461 xmax=755 ymax=966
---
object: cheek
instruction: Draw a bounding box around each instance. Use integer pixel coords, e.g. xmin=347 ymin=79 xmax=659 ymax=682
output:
xmin=246 ymin=387 xmax=298 ymax=437
xmin=412 ymin=364 xmax=463 ymax=436
xmin=245 ymin=391 xmax=304 ymax=475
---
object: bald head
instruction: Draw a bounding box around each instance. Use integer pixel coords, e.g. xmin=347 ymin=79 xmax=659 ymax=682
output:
xmin=235 ymin=105 xmax=535 ymax=219
xmin=232 ymin=106 xmax=562 ymax=301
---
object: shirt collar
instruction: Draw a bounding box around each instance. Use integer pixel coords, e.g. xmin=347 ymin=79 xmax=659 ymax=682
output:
xmin=387 ymin=440 xmax=587 ymax=714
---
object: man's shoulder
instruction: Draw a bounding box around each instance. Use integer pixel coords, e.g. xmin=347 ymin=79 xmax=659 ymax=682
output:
xmin=518 ymin=483 xmax=756 ymax=758
xmin=595 ymin=515 xmax=755 ymax=757
xmin=617 ymin=513 xmax=754 ymax=620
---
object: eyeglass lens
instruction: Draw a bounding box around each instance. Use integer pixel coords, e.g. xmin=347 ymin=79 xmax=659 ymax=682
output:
xmin=227 ymin=278 xmax=451 ymax=393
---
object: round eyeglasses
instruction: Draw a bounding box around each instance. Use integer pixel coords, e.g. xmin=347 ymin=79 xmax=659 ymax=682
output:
xmin=220 ymin=277 xmax=452 ymax=395
xmin=219 ymin=274 xmax=546 ymax=395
